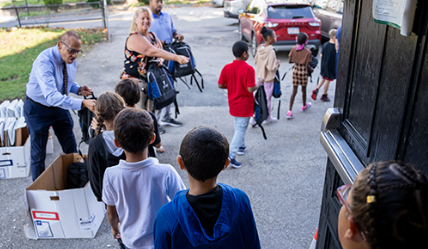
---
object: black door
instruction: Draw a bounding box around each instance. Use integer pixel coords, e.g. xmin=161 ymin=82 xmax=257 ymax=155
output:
xmin=316 ymin=0 xmax=428 ymax=248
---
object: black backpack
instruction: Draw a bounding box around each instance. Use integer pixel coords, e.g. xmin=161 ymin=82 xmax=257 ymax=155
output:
xmin=164 ymin=41 xmax=204 ymax=92
xmin=147 ymin=62 xmax=179 ymax=113
xmin=77 ymin=94 xmax=96 ymax=144
xmin=253 ymin=85 xmax=269 ymax=140
xmin=67 ymin=161 xmax=88 ymax=189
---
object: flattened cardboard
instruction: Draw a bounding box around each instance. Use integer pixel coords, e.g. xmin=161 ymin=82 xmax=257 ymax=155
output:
xmin=24 ymin=153 xmax=104 ymax=239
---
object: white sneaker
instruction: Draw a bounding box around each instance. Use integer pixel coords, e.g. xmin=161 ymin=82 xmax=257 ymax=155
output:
xmin=249 ymin=117 xmax=257 ymax=125
xmin=262 ymin=117 xmax=278 ymax=124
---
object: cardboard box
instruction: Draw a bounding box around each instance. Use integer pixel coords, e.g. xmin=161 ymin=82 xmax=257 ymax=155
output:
xmin=24 ymin=153 xmax=105 ymax=239
xmin=0 ymin=127 xmax=53 ymax=179
xmin=0 ymin=127 xmax=31 ymax=179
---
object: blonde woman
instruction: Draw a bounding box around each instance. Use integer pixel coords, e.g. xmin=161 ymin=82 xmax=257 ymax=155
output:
xmin=121 ymin=7 xmax=188 ymax=110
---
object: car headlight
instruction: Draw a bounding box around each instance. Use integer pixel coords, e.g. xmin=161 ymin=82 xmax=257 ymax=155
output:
xmin=266 ymin=22 xmax=278 ymax=28
xmin=309 ymin=22 xmax=321 ymax=26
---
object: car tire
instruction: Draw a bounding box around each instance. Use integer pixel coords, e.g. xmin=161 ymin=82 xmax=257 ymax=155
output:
xmin=238 ymin=21 xmax=244 ymax=41
xmin=251 ymin=32 xmax=258 ymax=57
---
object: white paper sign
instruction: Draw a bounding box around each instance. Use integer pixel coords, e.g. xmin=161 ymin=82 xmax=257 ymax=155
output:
xmin=373 ymin=0 xmax=418 ymax=36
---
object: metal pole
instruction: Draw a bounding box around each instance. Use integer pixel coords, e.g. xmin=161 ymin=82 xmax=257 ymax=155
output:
xmin=25 ymin=0 xmax=29 ymax=17
xmin=15 ymin=6 xmax=21 ymax=27
xmin=103 ymin=0 xmax=111 ymax=43
xmin=101 ymin=1 xmax=106 ymax=29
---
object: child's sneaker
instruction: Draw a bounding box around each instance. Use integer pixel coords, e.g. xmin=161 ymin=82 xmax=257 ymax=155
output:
xmin=262 ymin=116 xmax=277 ymax=124
xmin=237 ymin=146 xmax=246 ymax=155
xmin=311 ymin=89 xmax=319 ymax=100
xmin=229 ymin=157 xmax=242 ymax=168
xmin=249 ymin=117 xmax=257 ymax=126
xmin=287 ymin=111 xmax=294 ymax=119
xmin=320 ymin=94 xmax=331 ymax=102
xmin=302 ymin=102 xmax=312 ymax=111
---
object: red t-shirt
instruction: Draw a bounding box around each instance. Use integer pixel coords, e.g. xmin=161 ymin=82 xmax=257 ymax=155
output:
xmin=218 ymin=60 xmax=256 ymax=117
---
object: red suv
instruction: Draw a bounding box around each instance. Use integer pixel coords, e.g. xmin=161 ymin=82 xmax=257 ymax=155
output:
xmin=239 ymin=0 xmax=322 ymax=56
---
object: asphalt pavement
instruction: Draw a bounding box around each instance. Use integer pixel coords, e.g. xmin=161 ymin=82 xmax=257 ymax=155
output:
xmin=0 ymin=6 xmax=335 ymax=249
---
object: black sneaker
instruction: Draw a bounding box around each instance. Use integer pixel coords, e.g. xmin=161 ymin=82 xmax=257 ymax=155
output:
xmin=160 ymin=118 xmax=182 ymax=127
xmin=158 ymin=125 xmax=166 ymax=134
xmin=320 ymin=94 xmax=331 ymax=102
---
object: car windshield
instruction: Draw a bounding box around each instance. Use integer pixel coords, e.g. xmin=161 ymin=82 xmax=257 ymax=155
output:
xmin=267 ymin=5 xmax=313 ymax=19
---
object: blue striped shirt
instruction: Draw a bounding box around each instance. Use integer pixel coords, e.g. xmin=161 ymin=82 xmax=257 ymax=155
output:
xmin=26 ymin=45 xmax=82 ymax=110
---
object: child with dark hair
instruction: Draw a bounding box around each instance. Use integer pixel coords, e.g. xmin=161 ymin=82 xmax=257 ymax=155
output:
xmin=102 ymin=108 xmax=185 ymax=249
xmin=115 ymin=78 xmax=164 ymax=156
xmin=337 ymin=161 xmax=428 ymax=249
xmin=287 ymin=32 xmax=312 ymax=119
xmin=253 ymin=26 xmax=281 ymax=124
xmin=154 ymin=126 xmax=261 ymax=249
xmin=218 ymin=41 xmax=263 ymax=168
xmin=312 ymin=29 xmax=337 ymax=102
xmin=87 ymin=92 xmax=126 ymax=202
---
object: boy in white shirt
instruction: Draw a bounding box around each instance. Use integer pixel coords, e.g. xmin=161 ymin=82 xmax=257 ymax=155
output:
xmin=102 ymin=108 xmax=185 ymax=249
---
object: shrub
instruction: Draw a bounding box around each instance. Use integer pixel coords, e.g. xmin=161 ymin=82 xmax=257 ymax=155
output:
xmin=87 ymin=0 xmax=111 ymax=8
xmin=138 ymin=0 xmax=150 ymax=5
xmin=43 ymin=0 xmax=63 ymax=11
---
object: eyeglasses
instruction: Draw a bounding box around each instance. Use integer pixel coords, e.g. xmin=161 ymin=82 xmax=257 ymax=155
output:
xmin=61 ymin=41 xmax=83 ymax=55
xmin=336 ymin=184 xmax=367 ymax=241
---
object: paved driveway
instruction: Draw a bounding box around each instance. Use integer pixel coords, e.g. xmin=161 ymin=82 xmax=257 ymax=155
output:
xmin=0 ymin=6 xmax=335 ymax=248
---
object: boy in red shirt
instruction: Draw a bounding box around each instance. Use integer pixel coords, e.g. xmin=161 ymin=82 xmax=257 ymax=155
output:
xmin=218 ymin=41 xmax=262 ymax=168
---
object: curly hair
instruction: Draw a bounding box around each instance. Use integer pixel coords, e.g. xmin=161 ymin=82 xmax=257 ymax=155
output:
xmin=350 ymin=161 xmax=428 ymax=249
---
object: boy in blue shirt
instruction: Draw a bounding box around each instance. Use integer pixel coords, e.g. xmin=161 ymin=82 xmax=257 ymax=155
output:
xmin=154 ymin=126 xmax=261 ymax=249
xmin=102 ymin=109 xmax=185 ymax=248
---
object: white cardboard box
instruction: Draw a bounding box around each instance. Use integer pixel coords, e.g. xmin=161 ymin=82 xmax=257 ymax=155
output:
xmin=0 ymin=128 xmax=53 ymax=179
xmin=24 ymin=153 xmax=105 ymax=239
xmin=0 ymin=127 xmax=31 ymax=179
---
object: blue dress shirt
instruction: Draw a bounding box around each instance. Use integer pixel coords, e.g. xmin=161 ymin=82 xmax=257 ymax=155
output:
xmin=26 ymin=45 xmax=82 ymax=110
xmin=149 ymin=12 xmax=177 ymax=44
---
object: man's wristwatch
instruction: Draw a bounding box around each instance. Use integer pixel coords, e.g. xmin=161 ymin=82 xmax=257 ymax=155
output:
xmin=77 ymin=87 xmax=82 ymax=96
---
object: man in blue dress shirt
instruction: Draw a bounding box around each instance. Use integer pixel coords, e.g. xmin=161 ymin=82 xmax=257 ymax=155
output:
xmin=149 ymin=0 xmax=184 ymax=131
xmin=24 ymin=31 xmax=96 ymax=181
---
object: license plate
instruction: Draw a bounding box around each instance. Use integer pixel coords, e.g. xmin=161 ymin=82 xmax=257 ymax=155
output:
xmin=288 ymin=27 xmax=300 ymax=34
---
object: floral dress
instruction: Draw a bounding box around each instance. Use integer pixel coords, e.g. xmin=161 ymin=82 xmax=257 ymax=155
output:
xmin=121 ymin=31 xmax=162 ymax=80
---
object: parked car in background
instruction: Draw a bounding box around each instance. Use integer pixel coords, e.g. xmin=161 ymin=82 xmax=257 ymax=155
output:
xmin=224 ymin=0 xmax=252 ymax=19
xmin=311 ymin=0 xmax=343 ymax=39
xmin=239 ymin=0 xmax=322 ymax=56
xmin=213 ymin=0 xmax=225 ymax=7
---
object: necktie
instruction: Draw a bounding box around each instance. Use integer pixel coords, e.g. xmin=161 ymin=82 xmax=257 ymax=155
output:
xmin=63 ymin=62 xmax=68 ymax=95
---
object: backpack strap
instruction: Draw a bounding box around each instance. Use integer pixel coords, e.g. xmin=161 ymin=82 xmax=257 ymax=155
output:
xmin=282 ymin=65 xmax=294 ymax=80
xmin=195 ymin=69 xmax=204 ymax=89
xmin=259 ymin=124 xmax=267 ymax=140
xmin=277 ymin=100 xmax=281 ymax=120
xmin=191 ymin=74 xmax=203 ymax=92
xmin=174 ymin=98 xmax=180 ymax=119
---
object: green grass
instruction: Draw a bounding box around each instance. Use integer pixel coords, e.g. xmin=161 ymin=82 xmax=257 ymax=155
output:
xmin=0 ymin=0 xmax=81 ymax=8
xmin=18 ymin=9 xmax=51 ymax=18
xmin=131 ymin=0 xmax=210 ymax=7
xmin=0 ymin=27 xmax=108 ymax=101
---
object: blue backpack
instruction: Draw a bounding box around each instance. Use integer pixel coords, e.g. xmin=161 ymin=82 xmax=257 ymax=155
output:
xmin=273 ymin=70 xmax=282 ymax=98
xmin=146 ymin=62 xmax=178 ymax=112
